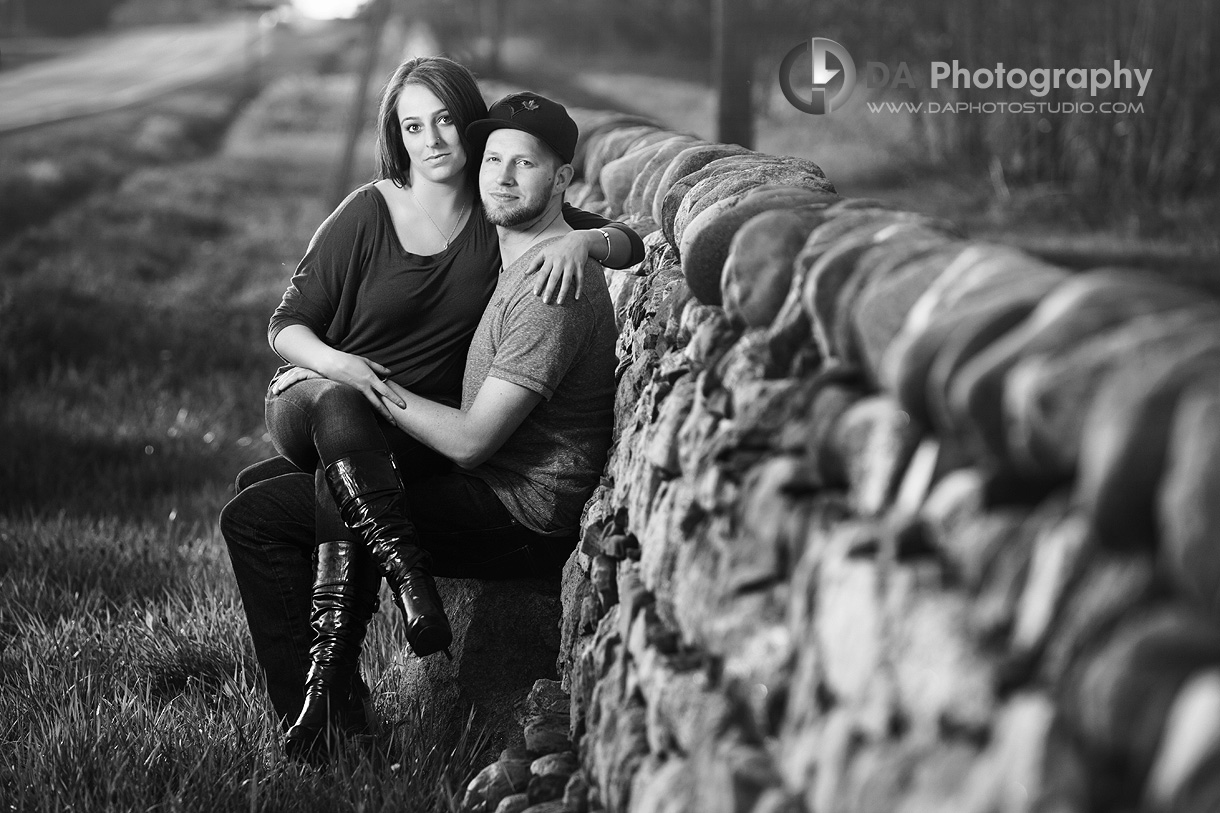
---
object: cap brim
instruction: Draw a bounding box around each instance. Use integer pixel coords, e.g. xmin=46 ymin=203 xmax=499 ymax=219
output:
xmin=465 ymin=119 xmax=568 ymax=164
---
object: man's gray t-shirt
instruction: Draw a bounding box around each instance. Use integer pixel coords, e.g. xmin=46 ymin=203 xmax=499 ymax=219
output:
xmin=461 ymin=235 xmax=617 ymax=536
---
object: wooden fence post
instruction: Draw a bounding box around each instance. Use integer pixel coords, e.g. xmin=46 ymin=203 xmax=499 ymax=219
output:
xmin=328 ymin=0 xmax=393 ymax=210
xmin=713 ymin=0 xmax=754 ymax=149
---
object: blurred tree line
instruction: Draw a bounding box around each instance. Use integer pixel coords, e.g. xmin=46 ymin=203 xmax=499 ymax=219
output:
xmin=3 ymin=0 xmax=250 ymax=35
xmin=853 ymin=0 xmax=1220 ymax=203
xmin=17 ymin=0 xmax=1213 ymax=203
xmin=422 ymin=0 xmax=1216 ymax=204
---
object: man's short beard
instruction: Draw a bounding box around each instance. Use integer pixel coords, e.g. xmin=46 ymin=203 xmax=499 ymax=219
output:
xmin=483 ymin=196 xmax=549 ymax=228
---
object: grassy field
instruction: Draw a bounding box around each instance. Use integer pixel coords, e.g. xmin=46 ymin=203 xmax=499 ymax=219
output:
xmin=0 ymin=40 xmax=492 ymax=811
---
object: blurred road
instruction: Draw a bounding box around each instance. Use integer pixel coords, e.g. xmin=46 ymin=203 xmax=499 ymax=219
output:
xmin=0 ymin=17 xmax=258 ymax=133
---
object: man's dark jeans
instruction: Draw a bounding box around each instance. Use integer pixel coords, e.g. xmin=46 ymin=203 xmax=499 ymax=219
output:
xmin=220 ymin=454 xmax=576 ymax=726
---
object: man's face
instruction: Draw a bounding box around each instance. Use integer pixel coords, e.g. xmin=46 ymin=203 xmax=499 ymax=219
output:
xmin=479 ymin=128 xmax=565 ymax=228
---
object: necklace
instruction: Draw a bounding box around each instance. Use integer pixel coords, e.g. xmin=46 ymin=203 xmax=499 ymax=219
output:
xmin=410 ymin=187 xmax=467 ymax=248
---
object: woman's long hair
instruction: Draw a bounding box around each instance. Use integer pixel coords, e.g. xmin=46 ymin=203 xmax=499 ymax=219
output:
xmin=375 ymin=56 xmax=488 ymax=188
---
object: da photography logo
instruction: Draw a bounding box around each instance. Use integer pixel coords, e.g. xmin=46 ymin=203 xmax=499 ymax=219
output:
xmin=780 ymin=38 xmax=857 ymax=115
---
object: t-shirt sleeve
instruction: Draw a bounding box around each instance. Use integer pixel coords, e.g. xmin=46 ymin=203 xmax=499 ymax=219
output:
xmin=560 ymin=202 xmax=646 ymax=267
xmin=267 ymin=187 xmax=372 ymax=350
xmin=486 ymin=261 xmax=600 ymax=400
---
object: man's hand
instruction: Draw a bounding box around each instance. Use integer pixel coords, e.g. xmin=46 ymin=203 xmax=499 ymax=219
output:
xmin=379 ymin=377 xmax=541 ymax=469
xmin=529 ymin=231 xmax=592 ymax=304
xmin=270 ymin=324 xmax=405 ymax=422
xmin=274 ymin=351 xmax=405 ymax=423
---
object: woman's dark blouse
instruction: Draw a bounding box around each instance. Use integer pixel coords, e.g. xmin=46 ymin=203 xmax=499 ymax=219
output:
xmin=268 ymin=184 xmax=640 ymax=405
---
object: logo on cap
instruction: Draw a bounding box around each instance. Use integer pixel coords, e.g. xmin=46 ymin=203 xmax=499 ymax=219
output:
xmin=510 ymin=99 xmax=540 ymax=117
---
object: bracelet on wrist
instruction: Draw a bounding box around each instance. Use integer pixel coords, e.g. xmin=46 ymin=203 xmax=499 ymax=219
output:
xmin=597 ymin=228 xmax=613 ymax=262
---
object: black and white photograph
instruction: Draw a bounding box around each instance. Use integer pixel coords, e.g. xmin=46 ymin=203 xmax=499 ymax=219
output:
xmin=1 ymin=0 xmax=1217 ymax=810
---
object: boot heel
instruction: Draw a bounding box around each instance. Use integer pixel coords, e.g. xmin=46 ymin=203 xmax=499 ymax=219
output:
xmin=406 ymin=620 xmax=453 ymax=657
xmin=395 ymin=566 xmax=452 ymax=657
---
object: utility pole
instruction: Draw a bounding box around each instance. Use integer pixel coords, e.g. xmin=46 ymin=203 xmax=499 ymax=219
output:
xmin=712 ymin=0 xmax=754 ymax=149
xmin=481 ymin=0 xmax=506 ymax=74
xmin=328 ymin=0 xmax=392 ymax=209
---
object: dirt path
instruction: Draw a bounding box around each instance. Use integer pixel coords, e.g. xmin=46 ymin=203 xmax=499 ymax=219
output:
xmin=0 ymin=16 xmax=260 ymax=133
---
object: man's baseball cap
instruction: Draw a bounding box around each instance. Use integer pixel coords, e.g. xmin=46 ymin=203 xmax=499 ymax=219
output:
xmin=466 ymin=92 xmax=578 ymax=165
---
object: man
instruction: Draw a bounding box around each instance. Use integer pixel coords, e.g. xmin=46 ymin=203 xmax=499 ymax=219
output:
xmin=375 ymin=92 xmax=617 ymax=537
xmin=220 ymin=91 xmax=618 ymax=755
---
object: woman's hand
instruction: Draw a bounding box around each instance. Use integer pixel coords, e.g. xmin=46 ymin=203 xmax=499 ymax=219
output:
xmin=322 ymin=351 xmax=406 ymax=422
xmin=269 ymin=365 xmax=323 ymax=394
xmin=529 ymin=231 xmax=597 ymax=304
xmin=270 ymin=325 xmax=404 ymax=422
xmin=271 ymin=351 xmax=405 ymax=423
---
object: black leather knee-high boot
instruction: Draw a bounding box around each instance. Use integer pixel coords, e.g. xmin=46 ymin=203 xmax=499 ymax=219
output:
xmin=284 ymin=541 xmax=377 ymax=760
xmin=324 ymin=449 xmax=452 ymax=658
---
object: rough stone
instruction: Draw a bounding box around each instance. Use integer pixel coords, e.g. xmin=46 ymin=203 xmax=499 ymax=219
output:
xmin=946 ymin=269 xmax=1202 ymax=461
xmin=559 ymin=549 xmax=595 ymax=686
xmin=527 ymin=772 xmax=570 ymax=805
xmin=885 ymin=264 xmax=1065 ymax=430
xmin=851 ymin=242 xmax=967 ymax=381
xmin=1003 ymin=305 xmax=1220 ymax=478
xmin=645 ymin=375 xmax=698 ymax=475
xmin=733 ymin=455 xmax=819 ymax=585
xmin=1039 ymin=553 xmax=1158 ymax=686
xmin=1075 ymin=338 xmax=1220 ymax=550
xmin=674 ymin=169 xmax=833 ymax=252
xmin=815 ymin=524 xmax=884 ymax=709
xmin=571 ymin=111 xmax=657 ymax=178
xmin=722 ymin=207 xmax=833 ymax=329
xmin=823 ymin=228 xmax=954 ymax=368
xmin=584 ymin=125 xmax=664 ymax=191
xmin=1065 ymin=604 xmax=1220 ymax=777
xmin=683 ymin=309 xmax=739 ymax=372
xmin=680 ymin=187 xmax=836 ymax=306
xmin=953 ymin=694 xmax=1089 ymax=813
xmin=878 ymin=245 xmax=1057 ymax=394
xmin=380 ymin=577 xmax=561 ymax=752
xmin=599 ymin=132 xmax=681 ymax=217
xmin=568 ymin=605 xmax=621 ymax=742
xmin=588 ymin=677 xmax=650 ymax=812
xmin=625 ymin=135 xmax=703 ymax=225
xmin=494 ymin=794 xmax=531 ymax=813
xmin=532 ymin=751 xmax=580 ymax=779
xmin=1009 ymin=507 xmax=1093 ymax=657
xmin=631 ymin=756 xmax=696 ymax=813
xmin=921 ymin=292 xmax=1057 ymax=438
xmin=525 ymin=716 xmax=574 ymax=756
xmin=638 ymin=479 xmax=692 ymax=601
xmin=886 ymin=563 xmax=997 ymax=738
xmin=660 ymin=156 xmax=807 ymax=253
xmin=650 ymin=143 xmax=756 ymax=228
xmin=639 ymin=655 xmax=735 ymax=755
xmin=563 ymin=770 xmax=591 ymax=813
xmin=527 ymin=679 xmax=572 ymax=720
xmin=823 ymin=395 xmax=922 ymax=516
xmin=1160 ymin=378 xmax=1220 ymax=618
xmin=463 ymin=756 xmax=535 ymax=813
xmin=1144 ymin=669 xmax=1220 ymax=811
xmin=518 ymin=802 xmax=569 ymax=813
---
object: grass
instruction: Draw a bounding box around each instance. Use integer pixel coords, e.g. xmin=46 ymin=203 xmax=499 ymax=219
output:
xmin=0 ymin=38 xmax=493 ymax=811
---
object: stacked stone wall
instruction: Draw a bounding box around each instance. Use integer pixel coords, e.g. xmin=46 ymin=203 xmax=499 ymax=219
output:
xmin=461 ymin=110 xmax=1220 ymax=813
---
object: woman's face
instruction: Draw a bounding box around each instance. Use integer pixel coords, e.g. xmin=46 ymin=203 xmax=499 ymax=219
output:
xmin=396 ymin=83 xmax=467 ymax=184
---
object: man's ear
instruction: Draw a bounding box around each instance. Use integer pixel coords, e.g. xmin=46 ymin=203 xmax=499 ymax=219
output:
xmin=552 ymin=163 xmax=574 ymax=195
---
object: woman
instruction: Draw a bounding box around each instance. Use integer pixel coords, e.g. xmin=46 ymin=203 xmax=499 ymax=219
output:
xmin=244 ymin=55 xmax=642 ymax=757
